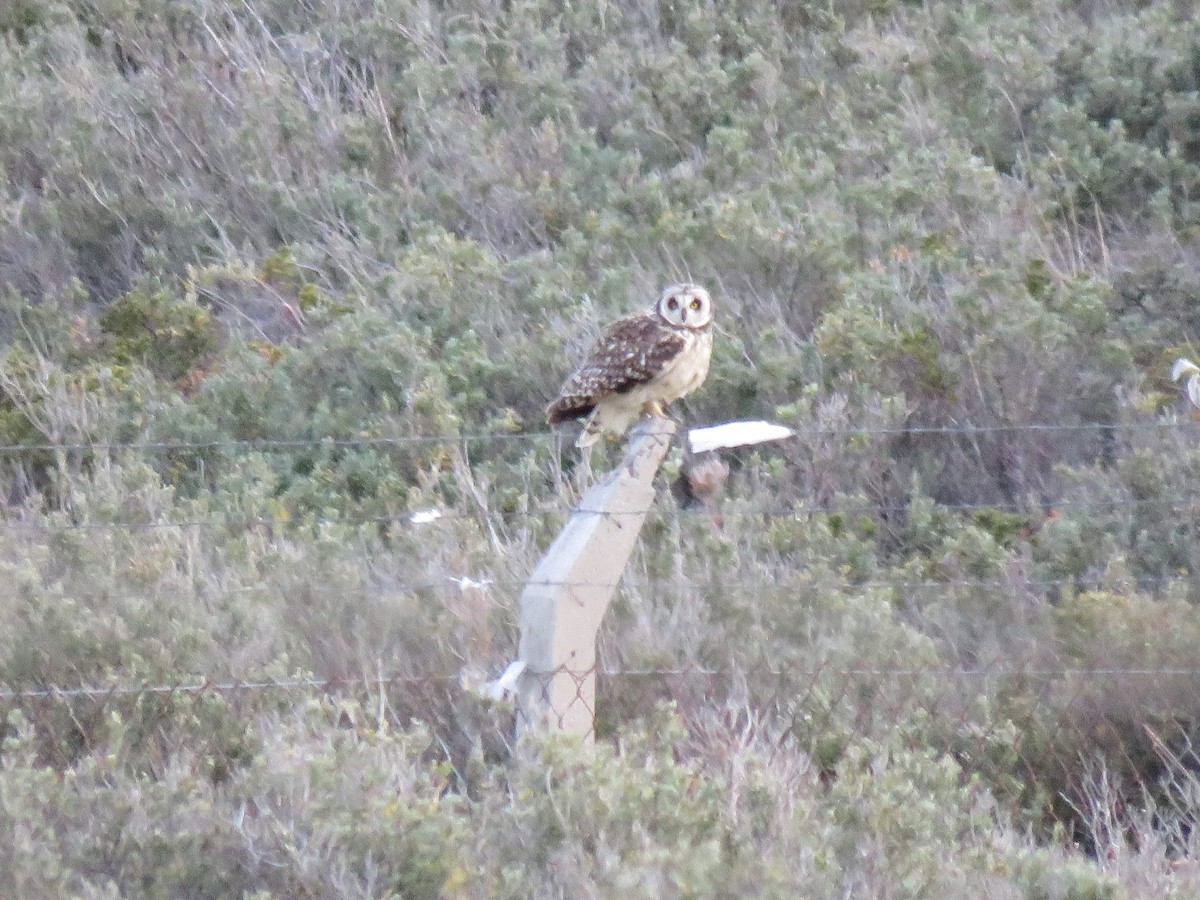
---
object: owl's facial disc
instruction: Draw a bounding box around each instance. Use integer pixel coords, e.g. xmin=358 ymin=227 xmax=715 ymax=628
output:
xmin=660 ymin=283 xmax=712 ymax=329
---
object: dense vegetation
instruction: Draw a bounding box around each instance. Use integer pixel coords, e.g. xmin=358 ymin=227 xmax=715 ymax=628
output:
xmin=4 ymin=0 xmax=1200 ymax=895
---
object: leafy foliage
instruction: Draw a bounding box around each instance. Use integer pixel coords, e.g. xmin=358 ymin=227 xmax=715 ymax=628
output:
xmin=2 ymin=0 xmax=1200 ymax=894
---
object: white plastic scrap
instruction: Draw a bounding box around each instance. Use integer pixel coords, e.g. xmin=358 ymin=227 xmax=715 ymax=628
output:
xmin=687 ymin=420 xmax=795 ymax=454
xmin=482 ymin=660 xmax=526 ymax=701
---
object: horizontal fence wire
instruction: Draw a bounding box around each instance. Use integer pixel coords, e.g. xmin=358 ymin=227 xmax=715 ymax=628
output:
xmin=5 ymin=664 xmax=1200 ymax=702
xmin=0 ymin=417 xmax=1194 ymax=455
xmin=0 ymin=418 xmax=1193 ymax=529
xmin=5 ymin=664 xmax=1195 ymax=698
xmin=209 ymin=572 xmax=1191 ymax=600
xmin=10 ymin=664 xmax=1200 ymax=793
xmin=0 ymin=674 xmax=439 ymax=701
xmin=0 ymin=433 xmax=553 ymax=454
xmin=1 ymin=493 xmax=1198 ymax=531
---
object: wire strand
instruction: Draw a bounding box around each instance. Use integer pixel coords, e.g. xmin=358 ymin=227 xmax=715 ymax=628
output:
xmin=249 ymin=572 xmax=1189 ymax=599
xmin=0 ymin=417 xmax=1194 ymax=455
xmin=0 ymin=433 xmax=552 ymax=454
xmin=4 ymin=492 xmax=1199 ymax=531
xmin=3 ymin=665 xmax=1197 ymax=702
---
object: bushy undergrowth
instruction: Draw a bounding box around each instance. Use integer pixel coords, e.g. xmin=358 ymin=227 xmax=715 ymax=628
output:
xmin=3 ymin=0 xmax=1200 ymax=895
xmin=4 ymin=700 xmax=1168 ymax=900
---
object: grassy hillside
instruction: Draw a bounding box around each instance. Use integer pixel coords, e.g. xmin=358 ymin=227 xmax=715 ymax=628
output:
xmin=3 ymin=0 xmax=1200 ymax=896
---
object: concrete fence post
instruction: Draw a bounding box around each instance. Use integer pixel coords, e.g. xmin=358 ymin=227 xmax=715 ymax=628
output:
xmin=516 ymin=417 xmax=676 ymax=743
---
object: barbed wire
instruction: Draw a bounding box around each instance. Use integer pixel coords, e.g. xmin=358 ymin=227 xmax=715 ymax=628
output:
xmin=279 ymin=571 xmax=1195 ymax=597
xmin=3 ymin=491 xmax=1199 ymax=532
xmin=0 ymin=417 xmax=1195 ymax=456
xmin=0 ymin=673 xmax=441 ymax=701
xmin=3 ymin=663 xmax=1199 ymax=703
xmin=0 ymin=432 xmax=550 ymax=454
xmin=572 ymin=494 xmax=1200 ymax=518
xmin=603 ymin=667 xmax=1200 ymax=678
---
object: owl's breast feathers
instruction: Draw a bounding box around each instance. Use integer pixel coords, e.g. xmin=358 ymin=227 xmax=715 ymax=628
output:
xmin=546 ymin=312 xmax=693 ymax=424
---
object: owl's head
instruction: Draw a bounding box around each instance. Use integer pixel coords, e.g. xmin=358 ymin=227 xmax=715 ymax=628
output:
xmin=656 ymin=283 xmax=713 ymax=330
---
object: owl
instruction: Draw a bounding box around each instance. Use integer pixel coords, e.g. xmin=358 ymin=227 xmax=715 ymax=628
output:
xmin=546 ymin=283 xmax=714 ymax=447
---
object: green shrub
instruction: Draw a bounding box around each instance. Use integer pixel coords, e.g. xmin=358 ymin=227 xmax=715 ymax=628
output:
xmin=99 ymin=279 xmax=217 ymax=382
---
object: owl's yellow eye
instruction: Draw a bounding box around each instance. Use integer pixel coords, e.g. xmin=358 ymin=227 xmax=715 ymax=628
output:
xmin=690 ymin=299 xmax=702 ymax=310
xmin=667 ymin=298 xmax=679 ymax=309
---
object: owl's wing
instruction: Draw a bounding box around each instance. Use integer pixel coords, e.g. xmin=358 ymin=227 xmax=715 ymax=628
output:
xmin=546 ymin=312 xmax=686 ymax=424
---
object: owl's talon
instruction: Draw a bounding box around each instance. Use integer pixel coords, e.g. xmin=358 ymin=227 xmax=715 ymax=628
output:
xmin=642 ymin=400 xmax=669 ymax=419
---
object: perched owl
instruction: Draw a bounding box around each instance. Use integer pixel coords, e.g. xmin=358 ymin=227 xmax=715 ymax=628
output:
xmin=546 ymin=283 xmax=714 ymax=447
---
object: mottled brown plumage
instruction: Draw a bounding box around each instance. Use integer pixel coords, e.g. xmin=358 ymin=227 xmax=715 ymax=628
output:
xmin=547 ymin=283 xmax=714 ymax=447
xmin=546 ymin=315 xmax=688 ymax=423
